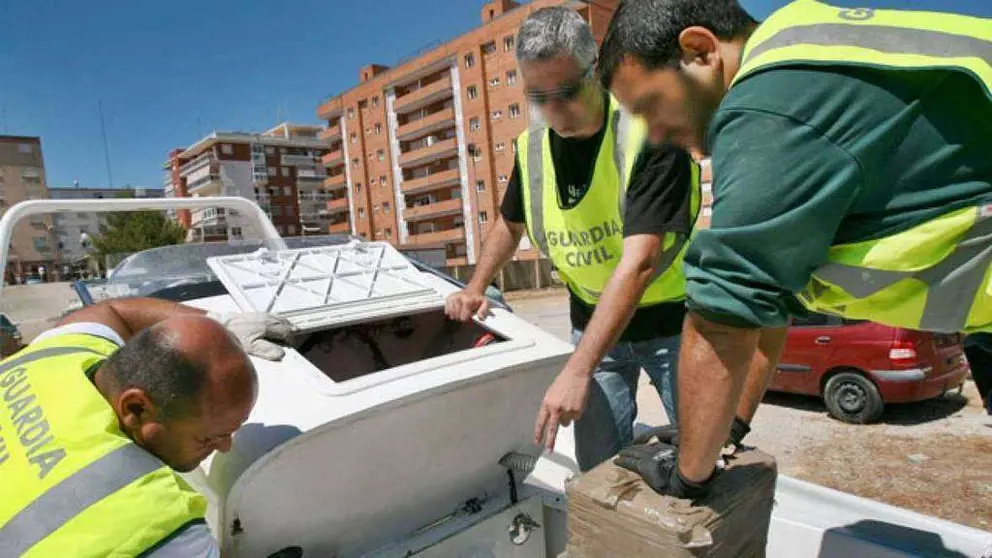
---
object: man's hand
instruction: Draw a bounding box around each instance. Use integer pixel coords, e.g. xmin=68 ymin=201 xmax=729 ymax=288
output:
xmin=614 ymin=441 xmax=713 ymax=500
xmin=208 ymin=312 xmax=293 ymax=361
xmin=533 ymin=371 xmax=591 ymax=452
xmin=444 ymin=289 xmax=491 ymax=322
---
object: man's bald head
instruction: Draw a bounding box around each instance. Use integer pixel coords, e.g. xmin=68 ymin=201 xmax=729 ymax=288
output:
xmin=99 ymin=314 xmax=258 ymax=471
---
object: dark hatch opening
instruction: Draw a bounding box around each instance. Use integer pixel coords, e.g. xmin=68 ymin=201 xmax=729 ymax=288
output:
xmin=294 ymin=310 xmax=507 ymax=382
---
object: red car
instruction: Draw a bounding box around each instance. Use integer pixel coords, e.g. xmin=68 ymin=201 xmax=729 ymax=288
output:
xmin=769 ymin=312 xmax=970 ymax=424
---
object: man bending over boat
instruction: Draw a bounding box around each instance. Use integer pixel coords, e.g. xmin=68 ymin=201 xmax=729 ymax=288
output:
xmin=444 ymin=6 xmax=701 ymax=472
xmin=0 ymin=297 xmax=291 ymax=556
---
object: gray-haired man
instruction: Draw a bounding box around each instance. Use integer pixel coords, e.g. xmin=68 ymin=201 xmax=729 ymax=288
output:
xmin=444 ymin=6 xmax=700 ymax=471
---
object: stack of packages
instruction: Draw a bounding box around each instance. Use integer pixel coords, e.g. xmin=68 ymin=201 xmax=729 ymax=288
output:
xmin=564 ymin=448 xmax=778 ymax=557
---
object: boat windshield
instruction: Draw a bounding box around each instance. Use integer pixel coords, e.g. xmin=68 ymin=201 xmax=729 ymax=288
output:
xmin=96 ymin=235 xmax=355 ymax=301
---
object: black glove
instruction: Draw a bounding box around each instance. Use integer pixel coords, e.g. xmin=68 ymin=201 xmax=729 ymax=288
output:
xmin=613 ymin=442 xmax=713 ymax=500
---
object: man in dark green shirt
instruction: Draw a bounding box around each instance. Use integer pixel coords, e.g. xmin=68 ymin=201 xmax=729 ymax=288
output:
xmin=595 ymin=0 xmax=991 ymax=498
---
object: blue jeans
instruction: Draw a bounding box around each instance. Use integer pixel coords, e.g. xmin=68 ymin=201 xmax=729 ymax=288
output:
xmin=571 ymin=329 xmax=680 ymax=472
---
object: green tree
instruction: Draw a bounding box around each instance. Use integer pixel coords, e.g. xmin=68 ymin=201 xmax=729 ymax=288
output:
xmin=89 ymin=194 xmax=186 ymax=258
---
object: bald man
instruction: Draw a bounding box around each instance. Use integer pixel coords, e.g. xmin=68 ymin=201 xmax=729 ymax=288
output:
xmin=0 ymin=297 xmax=292 ymax=557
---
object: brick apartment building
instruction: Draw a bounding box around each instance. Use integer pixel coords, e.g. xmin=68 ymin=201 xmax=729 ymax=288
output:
xmin=48 ymin=185 xmax=164 ymax=272
xmin=0 ymin=136 xmax=56 ymax=282
xmin=316 ymin=0 xmax=620 ymax=266
xmin=163 ymin=123 xmax=332 ymax=241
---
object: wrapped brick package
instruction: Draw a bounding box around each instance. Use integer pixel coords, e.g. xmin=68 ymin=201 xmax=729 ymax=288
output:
xmin=564 ymin=448 xmax=778 ymax=558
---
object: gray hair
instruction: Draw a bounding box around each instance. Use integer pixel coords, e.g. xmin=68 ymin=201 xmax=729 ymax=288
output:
xmin=516 ymin=7 xmax=597 ymax=70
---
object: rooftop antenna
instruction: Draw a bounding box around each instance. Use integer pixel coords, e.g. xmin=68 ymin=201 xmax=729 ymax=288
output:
xmin=98 ymin=99 xmax=114 ymax=187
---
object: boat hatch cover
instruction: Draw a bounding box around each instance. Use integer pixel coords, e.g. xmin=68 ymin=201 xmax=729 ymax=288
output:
xmin=206 ymin=241 xmax=444 ymax=332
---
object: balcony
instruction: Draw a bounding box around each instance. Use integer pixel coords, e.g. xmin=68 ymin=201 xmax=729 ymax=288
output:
xmin=406 ymin=227 xmax=465 ymax=245
xmin=323 ymin=174 xmax=347 ymax=190
xmin=282 ymin=154 xmax=319 ymax=166
xmin=319 ymin=122 xmax=342 ymax=142
xmin=401 ymin=168 xmax=460 ymax=194
xmin=396 ymin=107 xmax=456 ymax=141
xmin=326 ymin=198 xmax=349 ymax=214
xmin=321 ymin=148 xmax=344 ymax=167
xmin=399 ymin=138 xmax=458 ymax=168
xmin=179 ymin=153 xmax=213 ymax=175
xmin=328 ymin=221 xmax=350 ymax=234
xmin=395 ymin=76 xmax=453 ymax=114
xmin=299 ymin=191 xmax=333 ymax=202
xmin=402 ymin=198 xmax=463 ymax=222
xmin=187 ymin=174 xmax=222 ymax=195
xmin=318 ymin=97 xmax=344 ymax=120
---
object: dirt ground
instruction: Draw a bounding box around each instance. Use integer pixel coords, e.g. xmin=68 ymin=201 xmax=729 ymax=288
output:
xmin=507 ymin=288 xmax=992 ymax=532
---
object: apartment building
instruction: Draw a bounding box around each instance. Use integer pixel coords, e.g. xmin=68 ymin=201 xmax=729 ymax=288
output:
xmin=48 ymin=185 xmax=164 ymax=267
xmin=317 ymin=0 xmax=620 ymax=266
xmin=0 ymin=136 xmax=55 ymax=281
xmin=163 ymin=123 xmax=333 ymax=241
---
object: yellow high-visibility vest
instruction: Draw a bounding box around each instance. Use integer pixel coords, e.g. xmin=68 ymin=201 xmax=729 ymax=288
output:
xmin=518 ymin=94 xmax=701 ymax=306
xmin=0 ymin=333 xmax=208 ymax=557
xmin=732 ymin=0 xmax=992 ymax=333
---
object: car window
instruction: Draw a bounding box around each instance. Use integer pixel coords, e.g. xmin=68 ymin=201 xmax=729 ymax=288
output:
xmin=0 ymin=314 xmax=12 ymax=328
xmin=791 ymin=312 xmax=831 ymax=327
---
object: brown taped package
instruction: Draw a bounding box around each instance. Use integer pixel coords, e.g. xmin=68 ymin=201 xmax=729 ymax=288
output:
xmin=564 ymin=447 xmax=778 ymax=558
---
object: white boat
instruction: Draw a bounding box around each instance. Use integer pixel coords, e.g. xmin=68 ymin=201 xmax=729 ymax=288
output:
xmin=1 ymin=197 xmax=988 ymax=558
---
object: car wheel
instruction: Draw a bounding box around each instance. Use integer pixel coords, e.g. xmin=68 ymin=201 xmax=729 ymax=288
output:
xmin=823 ymin=371 xmax=884 ymax=424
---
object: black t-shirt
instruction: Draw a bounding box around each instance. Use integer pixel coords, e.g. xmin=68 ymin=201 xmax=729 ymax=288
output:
xmin=500 ymin=106 xmax=694 ymax=342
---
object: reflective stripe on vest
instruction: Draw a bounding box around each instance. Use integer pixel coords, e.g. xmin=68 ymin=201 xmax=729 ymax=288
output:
xmin=733 ymin=0 xmax=992 ymax=333
xmin=733 ymin=0 xmax=992 ymax=99
xmin=519 ymin=95 xmax=699 ymax=305
xmin=0 ymin=334 xmax=208 ymax=556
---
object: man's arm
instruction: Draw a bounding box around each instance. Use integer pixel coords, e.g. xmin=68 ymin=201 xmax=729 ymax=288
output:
xmin=535 ymin=143 xmax=693 ymax=450
xmin=445 ymin=157 xmax=527 ymax=322
xmin=676 ymin=108 xmax=862 ymax=483
xmin=58 ymin=297 xmax=205 ymax=343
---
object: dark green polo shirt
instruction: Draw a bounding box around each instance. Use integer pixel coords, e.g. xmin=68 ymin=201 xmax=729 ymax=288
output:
xmin=684 ymin=65 xmax=992 ymax=328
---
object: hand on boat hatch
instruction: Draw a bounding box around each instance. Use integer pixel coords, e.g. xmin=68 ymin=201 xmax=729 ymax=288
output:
xmin=444 ymin=289 xmax=493 ymax=322
xmin=534 ymin=372 xmax=591 ymax=451
xmin=207 ymin=311 xmax=293 ymax=361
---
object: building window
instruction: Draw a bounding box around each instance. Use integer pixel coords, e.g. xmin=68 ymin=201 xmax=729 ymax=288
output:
xmin=384 ymin=227 xmax=392 ymax=239
xmin=479 ymin=211 xmax=489 ymax=223
xmin=495 ymin=142 xmax=506 ymax=152
xmin=467 ymin=85 xmax=478 ymax=100
xmin=32 ymin=237 xmax=47 ymax=251
xmin=271 ymin=206 xmax=283 ymax=217
xmin=373 ymin=202 xmax=380 ymax=213
xmin=283 ymin=186 xmax=292 ymax=196
xmin=509 ymin=103 xmax=521 ymax=118
xmin=504 ymin=35 xmax=515 ymax=51
xmin=377 ymin=149 xmax=385 ymax=161
xmin=379 ymin=175 xmax=387 ymax=185
xmin=383 ymin=201 xmax=391 ymax=214
xmin=371 ymin=177 xmax=378 ymax=186
xmin=372 ymin=95 xmax=380 ymax=108
xmin=482 ymin=42 xmax=496 ymax=55
xmin=281 ymin=167 xmax=290 ymax=177
xmin=356 ymin=183 xmax=362 ymax=193
xmin=506 ymin=70 xmax=517 ymax=85
xmin=374 ymin=123 xmax=382 ymax=135
xmin=498 ymin=174 xmax=508 ymax=183
xmin=365 ymin=126 xmax=372 ymax=136
xmin=352 ymin=157 xmax=359 ymax=168
xmin=18 ymin=143 xmax=32 ymax=154
xmin=469 ymin=117 xmax=480 ymax=131
xmin=268 ymin=167 xmax=278 ymax=177
xmin=221 ymin=144 xmax=233 ymax=155
xmin=491 ymin=110 xmax=502 ymax=121
xmin=464 ymin=53 xmax=475 ymax=68
xmin=265 ymin=146 xmax=275 ymax=155
xmin=288 ymin=224 xmax=296 ymax=235
xmin=347 ymin=107 xmax=355 ymax=119
xmin=489 ymin=77 xmax=500 ymax=88
xmin=350 ymin=132 xmax=357 ymax=144
xmin=358 ymin=207 xmax=366 ymax=219
xmin=472 ymin=150 xmax=482 ymax=162
xmin=476 ymin=180 xmax=485 ymax=192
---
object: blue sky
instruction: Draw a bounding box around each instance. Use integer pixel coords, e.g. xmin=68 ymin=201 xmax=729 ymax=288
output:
xmin=0 ymin=0 xmax=984 ymax=189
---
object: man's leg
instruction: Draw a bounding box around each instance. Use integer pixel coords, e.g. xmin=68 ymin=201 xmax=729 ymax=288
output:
xmin=964 ymin=334 xmax=992 ymax=414
xmin=632 ymin=333 xmax=681 ymax=426
xmin=571 ymin=329 xmax=643 ymax=471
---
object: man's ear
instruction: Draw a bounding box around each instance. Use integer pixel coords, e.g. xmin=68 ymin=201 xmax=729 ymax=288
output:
xmin=116 ymin=388 xmax=161 ymax=439
xmin=677 ymin=26 xmax=721 ymax=67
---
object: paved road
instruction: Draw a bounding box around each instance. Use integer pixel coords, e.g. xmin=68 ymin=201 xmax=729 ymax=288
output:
xmin=1 ymin=282 xmax=80 ymax=341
